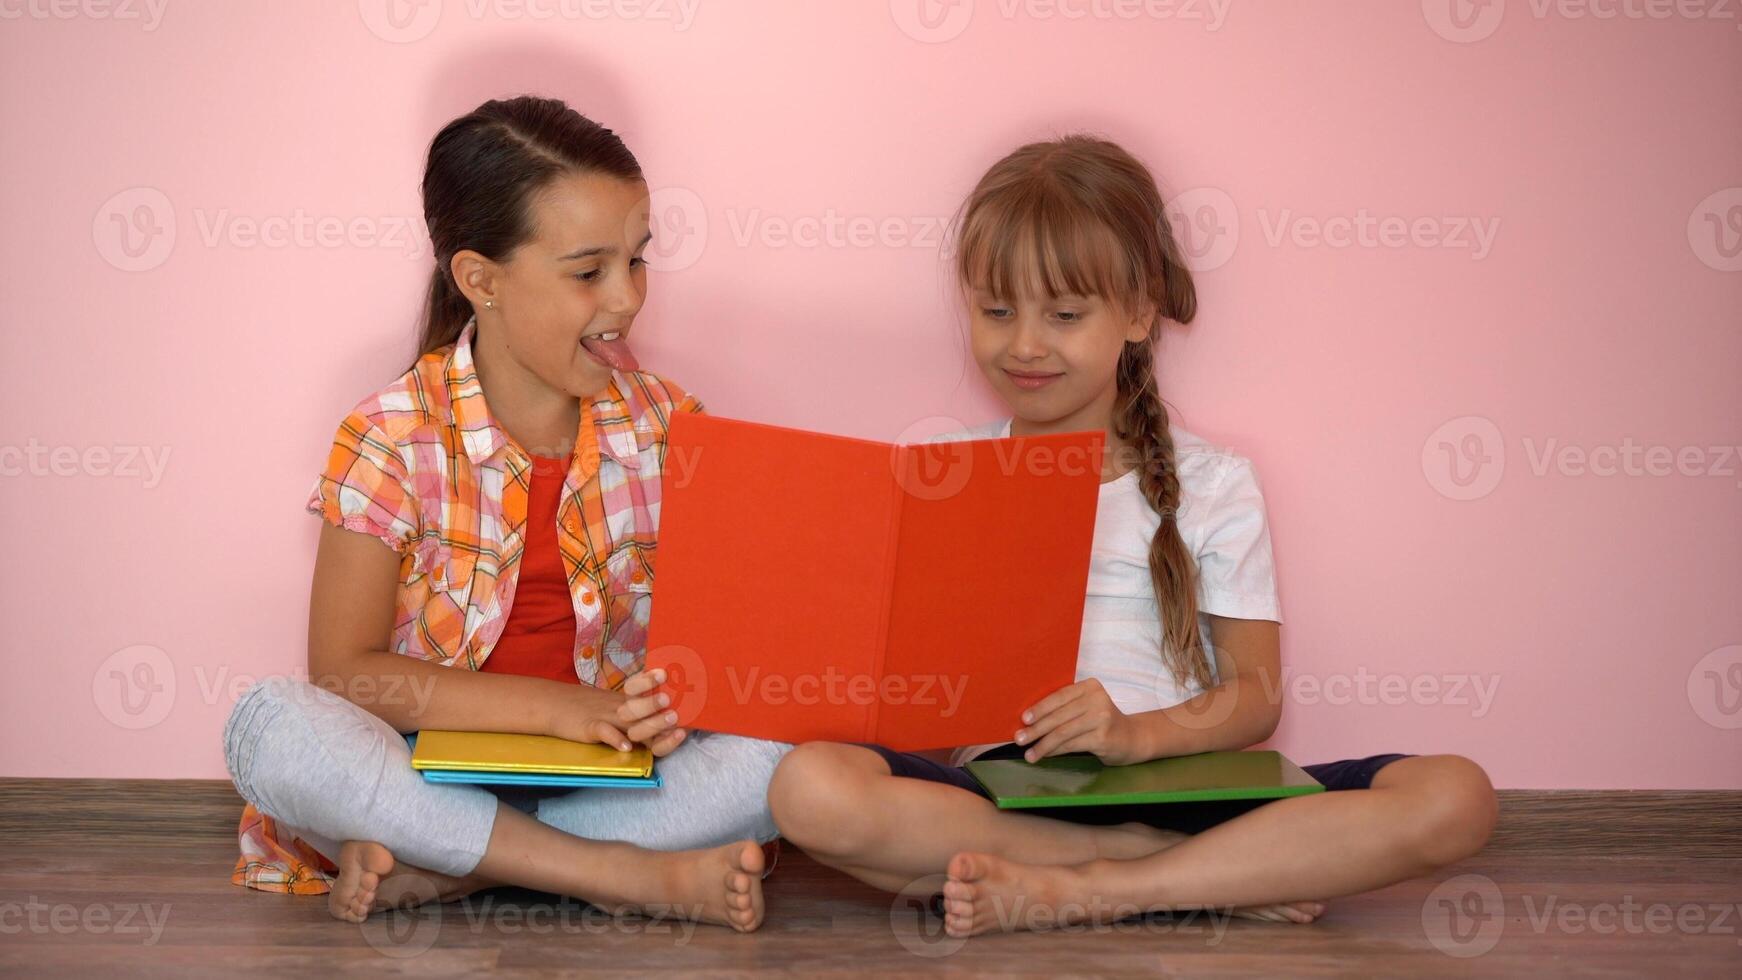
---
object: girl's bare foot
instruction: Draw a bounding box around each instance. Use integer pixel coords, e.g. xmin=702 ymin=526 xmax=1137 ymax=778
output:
xmin=331 ymin=837 xmax=762 ymax=931
xmin=940 ymin=851 xmax=1326 ymax=937
xmin=328 ymin=841 xmax=395 ymax=923
xmin=605 ymin=840 xmax=767 ymax=933
xmin=327 ymin=841 xmax=489 ymax=923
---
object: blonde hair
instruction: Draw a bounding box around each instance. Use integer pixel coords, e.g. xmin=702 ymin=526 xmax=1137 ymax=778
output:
xmin=954 ymin=135 xmax=1210 ymax=691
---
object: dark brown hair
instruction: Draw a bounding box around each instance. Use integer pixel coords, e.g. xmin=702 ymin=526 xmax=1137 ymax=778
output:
xmin=955 ymin=135 xmax=1209 ymax=690
xmin=415 ymin=95 xmax=642 ymax=362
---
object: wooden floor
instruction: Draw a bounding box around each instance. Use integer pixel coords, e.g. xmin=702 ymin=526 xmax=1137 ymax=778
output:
xmin=1 ymin=781 xmax=1738 ymax=977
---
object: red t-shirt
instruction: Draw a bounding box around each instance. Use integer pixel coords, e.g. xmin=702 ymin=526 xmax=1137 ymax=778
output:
xmin=478 ymin=454 xmax=580 ymax=684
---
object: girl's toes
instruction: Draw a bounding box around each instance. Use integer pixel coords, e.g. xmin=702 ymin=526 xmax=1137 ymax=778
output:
xmin=732 ymin=841 xmax=766 ymax=878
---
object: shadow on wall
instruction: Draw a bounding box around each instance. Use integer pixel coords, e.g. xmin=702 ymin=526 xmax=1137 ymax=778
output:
xmin=416 ymin=38 xmax=640 ymax=154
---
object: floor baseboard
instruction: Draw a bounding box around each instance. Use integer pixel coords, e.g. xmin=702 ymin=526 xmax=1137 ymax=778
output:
xmin=1487 ymin=790 xmax=1742 ymax=857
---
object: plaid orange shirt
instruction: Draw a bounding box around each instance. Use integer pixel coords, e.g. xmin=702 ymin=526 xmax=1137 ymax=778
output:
xmin=232 ymin=319 xmax=702 ymax=894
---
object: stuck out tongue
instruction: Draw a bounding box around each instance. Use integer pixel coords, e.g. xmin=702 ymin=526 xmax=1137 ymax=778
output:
xmin=581 ymin=334 xmax=640 ymax=373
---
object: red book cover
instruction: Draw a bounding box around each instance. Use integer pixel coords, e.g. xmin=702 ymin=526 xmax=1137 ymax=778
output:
xmin=646 ymin=414 xmax=1102 ymax=751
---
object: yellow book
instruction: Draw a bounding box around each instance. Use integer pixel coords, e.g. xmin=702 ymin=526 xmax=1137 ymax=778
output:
xmin=410 ymin=730 xmax=654 ymax=778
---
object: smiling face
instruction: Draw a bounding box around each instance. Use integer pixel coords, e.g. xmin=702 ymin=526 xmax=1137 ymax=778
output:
xmin=455 ymin=170 xmax=653 ymax=401
xmin=952 ymin=139 xmax=1189 ymax=445
xmin=968 ymin=283 xmax=1151 ymax=435
xmin=955 ymin=174 xmax=1158 ymax=438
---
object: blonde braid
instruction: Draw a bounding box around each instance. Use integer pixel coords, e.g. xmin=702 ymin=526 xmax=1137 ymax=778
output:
xmin=1115 ymin=339 xmax=1213 ymax=691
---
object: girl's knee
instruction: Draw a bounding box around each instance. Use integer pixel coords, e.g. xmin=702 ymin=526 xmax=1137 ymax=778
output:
xmin=1396 ymin=754 xmax=1499 ymax=867
xmin=767 ymin=742 xmax=881 ymax=850
xmin=766 ymin=742 xmax=828 ymax=827
xmin=222 ymin=676 xmax=313 ymax=795
xmin=222 ymin=676 xmax=399 ymax=811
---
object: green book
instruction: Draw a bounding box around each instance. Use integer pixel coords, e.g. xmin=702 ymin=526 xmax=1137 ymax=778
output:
xmin=965 ymin=750 xmax=1325 ymax=809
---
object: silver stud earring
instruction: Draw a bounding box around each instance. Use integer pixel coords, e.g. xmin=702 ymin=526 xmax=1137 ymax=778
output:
xmin=484 ymin=300 xmax=495 ymax=309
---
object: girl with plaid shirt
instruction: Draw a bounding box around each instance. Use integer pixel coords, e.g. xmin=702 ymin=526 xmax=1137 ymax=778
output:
xmin=221 ymin=97 xmax=787 ymax=932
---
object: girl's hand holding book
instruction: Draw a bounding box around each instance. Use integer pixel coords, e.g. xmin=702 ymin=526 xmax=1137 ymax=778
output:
xmin=546 ymin=670 xmax=686 ymax=756
xmin=1014 ymin=678 xmax=1146 ymax=766
xmin=616 ymin=669 xmax=688 ymax=757
xmin=546 ymin=682 xmax=636 ymax=753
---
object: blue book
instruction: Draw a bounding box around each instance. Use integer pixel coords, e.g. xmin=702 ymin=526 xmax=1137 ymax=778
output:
xmin=418 ymin=768 xmax=664 ymax=789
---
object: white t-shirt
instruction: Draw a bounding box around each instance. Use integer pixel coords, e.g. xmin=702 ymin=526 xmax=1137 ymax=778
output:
xmin=931 ymin=420 xmax=1282 ymax=763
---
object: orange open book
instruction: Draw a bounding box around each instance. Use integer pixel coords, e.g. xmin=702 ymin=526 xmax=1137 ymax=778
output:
xmin=646 ymin=414 xmax=1103 ymax=751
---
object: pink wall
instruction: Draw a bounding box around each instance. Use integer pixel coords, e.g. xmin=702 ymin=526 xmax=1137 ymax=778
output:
xmin=2 ymin=1 xmax=1737 ymax=788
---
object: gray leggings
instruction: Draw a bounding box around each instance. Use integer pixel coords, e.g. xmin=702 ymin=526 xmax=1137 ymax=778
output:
xmin=222 ymin=676 xmax=791 ymax=878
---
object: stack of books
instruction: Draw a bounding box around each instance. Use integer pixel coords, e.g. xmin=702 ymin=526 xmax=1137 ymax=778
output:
xmin=409 ymin=730 xmax=661 ymax=788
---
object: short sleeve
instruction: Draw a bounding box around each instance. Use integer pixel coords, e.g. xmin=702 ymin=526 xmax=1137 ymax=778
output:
xmin=650 ymin=370 xmax=703 ymax=417
xmin=305 ymin=413 xmax=419 ymax=553
xmin=1191 ymin=457 xmax=1282 ymax=623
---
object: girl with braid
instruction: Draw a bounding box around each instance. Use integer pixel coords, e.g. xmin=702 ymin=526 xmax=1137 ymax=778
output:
xmin=767 ymin=136 xmax=1498 ymax=936
xmin=222 ymin=97 xmax=782 ymax=932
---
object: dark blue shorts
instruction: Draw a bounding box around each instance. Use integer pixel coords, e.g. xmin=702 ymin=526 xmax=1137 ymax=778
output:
xmin=861 ymin=743 xmax=1413 ymax=835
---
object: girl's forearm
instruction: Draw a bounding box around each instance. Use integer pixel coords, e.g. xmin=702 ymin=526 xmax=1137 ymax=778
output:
xmin=312 ymin=649 xmax=622 ymax=737
xmin=1129 ymin=675 xmax=1282 ymax=760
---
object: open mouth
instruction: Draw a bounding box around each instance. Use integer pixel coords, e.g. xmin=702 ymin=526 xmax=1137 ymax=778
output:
xmin=580 ymin=330 xmax=639 ymax=372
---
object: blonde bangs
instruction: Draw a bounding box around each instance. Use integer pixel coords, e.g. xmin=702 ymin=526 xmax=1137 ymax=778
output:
xmin=955 ymin=175 xmax=1143 ymax=315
